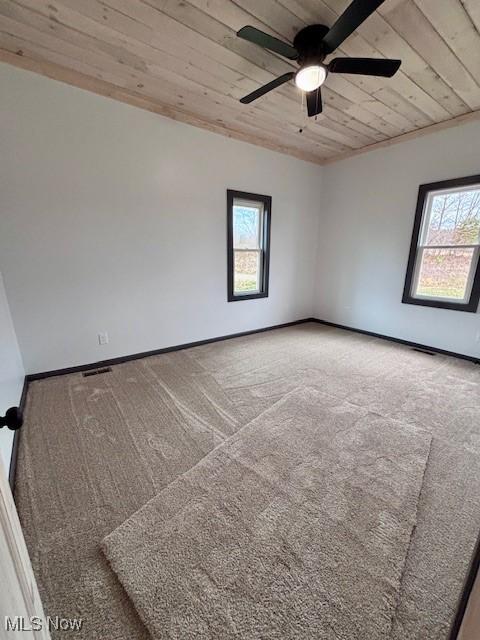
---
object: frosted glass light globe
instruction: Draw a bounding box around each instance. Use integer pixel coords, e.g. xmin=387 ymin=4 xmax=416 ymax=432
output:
xmin=295 ymin=65 xmax=327 ymax=92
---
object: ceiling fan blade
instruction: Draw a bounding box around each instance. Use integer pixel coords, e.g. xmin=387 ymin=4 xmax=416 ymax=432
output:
xmin=240 ymin=72 xmax=295 ymax=104
xmin=306 ymin=88 xmax=323 ymax=117
xmin=237 ymin=26 xmax=298 ymax=60
xmin=322 ymin=0 xmax=386 ymax=53
xmin=329 ymin=57 xmax=401 ymax=77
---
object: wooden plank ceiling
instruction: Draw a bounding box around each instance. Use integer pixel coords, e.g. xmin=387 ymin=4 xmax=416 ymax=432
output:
xmin=1 ymin=0 xmax=480 ymax=164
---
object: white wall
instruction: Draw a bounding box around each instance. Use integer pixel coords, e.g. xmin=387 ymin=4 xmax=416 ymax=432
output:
xmin=0 ymin=272 xmax=25 ymax=473
xmin=315 ymin=120 xmax=480 ymax=358
xmin=0 ymin=63 xmax=321 ymax=374
xmin=2 ymin=62 xmax=478 ymax=373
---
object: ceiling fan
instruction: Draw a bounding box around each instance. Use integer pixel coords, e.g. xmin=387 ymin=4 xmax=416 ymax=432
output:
xmin=237 ymin=0 xmax=401 ymax=118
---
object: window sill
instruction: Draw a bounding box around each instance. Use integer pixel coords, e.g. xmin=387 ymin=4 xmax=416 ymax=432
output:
xmin=228 ymin=292 xmax=269 ymax=302
xmin=401 ymin=294 xmax=479 ymax=313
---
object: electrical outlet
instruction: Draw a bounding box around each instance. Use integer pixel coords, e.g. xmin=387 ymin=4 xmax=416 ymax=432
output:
xmin=98 ymin=332 xmax=109 ymax=345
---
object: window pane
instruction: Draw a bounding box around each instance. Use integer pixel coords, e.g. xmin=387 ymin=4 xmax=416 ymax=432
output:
xmin=425 ymin=189 xmax=480 ymax=246
xmin=415 ymin=248 xmax=475 ymax=300
xmin=234 ymin=250 xmax=260 ymax=294
xmin=233 ymin=205 xmax=261 ymax=249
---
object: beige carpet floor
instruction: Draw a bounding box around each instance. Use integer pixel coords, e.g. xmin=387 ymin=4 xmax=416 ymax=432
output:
xmin=14 ymin=323 xmax=480 ymax=639
xmin=103 ymin=387 xmax=431 ymax=640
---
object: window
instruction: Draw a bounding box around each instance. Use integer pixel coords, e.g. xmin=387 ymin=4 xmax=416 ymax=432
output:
xmin=403 ymin=175 xmax=480 ymax=312
xmin=227 ymin=190 xmax=271 ymax=302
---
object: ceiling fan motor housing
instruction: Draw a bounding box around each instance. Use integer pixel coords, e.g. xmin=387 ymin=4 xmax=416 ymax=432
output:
xmin=293 ymin=24 xmax=330 ymax=67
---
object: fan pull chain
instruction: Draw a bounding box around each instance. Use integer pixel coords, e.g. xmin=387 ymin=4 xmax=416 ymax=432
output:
xmin=299 ymin=92 xmax=305 ymax=133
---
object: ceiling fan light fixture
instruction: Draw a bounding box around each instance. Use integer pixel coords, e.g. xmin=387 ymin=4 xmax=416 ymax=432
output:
xmin=295 ymin=65 xmax=327 ymax=92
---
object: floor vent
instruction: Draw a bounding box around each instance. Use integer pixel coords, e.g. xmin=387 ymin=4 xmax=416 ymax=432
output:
xmin=412 ymin=348 xmax=436 ymax=356
xmin=83 ymin=367 xmax=112 ymax=377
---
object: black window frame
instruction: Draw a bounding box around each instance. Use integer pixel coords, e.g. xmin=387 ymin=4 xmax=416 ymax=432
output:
xmin=227 ymin=189 xmax=271 ymax=302
xmin=402 ymin=174 xmax=480 ymax=313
